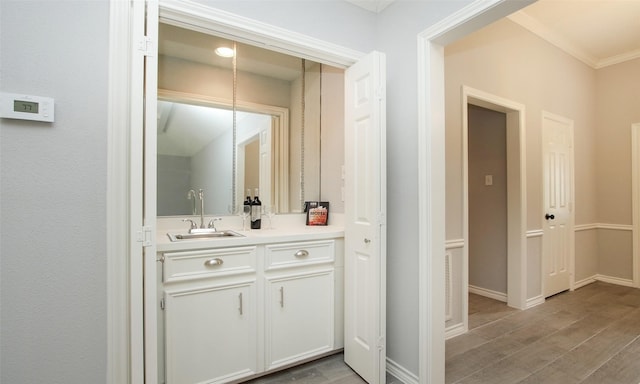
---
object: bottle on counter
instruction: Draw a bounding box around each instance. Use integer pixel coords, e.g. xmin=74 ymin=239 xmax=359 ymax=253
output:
xmin=244 ymin=189 xmax=252 ymax=215
xmin=251 ymin=188 xmax=262 ymax=229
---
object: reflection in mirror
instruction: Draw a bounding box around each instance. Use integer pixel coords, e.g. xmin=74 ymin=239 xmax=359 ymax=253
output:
xmin=156 ymin=99 xmax=233 ymax=216
xmin=157 ymin=23 xmax=345 ymax=217
xmin=157 ymin=91 xmax=289 ymax=216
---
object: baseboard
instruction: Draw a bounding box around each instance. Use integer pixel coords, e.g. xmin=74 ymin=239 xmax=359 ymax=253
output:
xmin=468 ymin=285 xmax=507 ymax=302
xmin=574 ymin=276 xmax=597 ymax=289
xmin=525 ymin=294 xmax=545 ymax=308
xmin=574 ymin=274 xmax=634 ymax=289
xmin=595 ymin=274 xmax=634 ymax=287
xmin=445 ymin=322 xmax=467 ymax=340
xmin=386 ymin=358 xmax=419 ymax=384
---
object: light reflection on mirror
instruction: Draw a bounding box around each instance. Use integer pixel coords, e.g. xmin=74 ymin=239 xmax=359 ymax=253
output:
xmin=157 ymin=23 xmax=346 ymax=218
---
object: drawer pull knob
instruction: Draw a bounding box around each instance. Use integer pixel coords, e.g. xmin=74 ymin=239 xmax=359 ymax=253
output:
xmin=204 ymin=258 xmax=224 ymax=267
xmin=294 ymin=250 xmax=309 ymax=258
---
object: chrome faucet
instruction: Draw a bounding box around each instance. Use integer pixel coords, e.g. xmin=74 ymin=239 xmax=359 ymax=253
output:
xmin=184 ymin=188 xmax=219 ymax=232
xmin=187 ymin=189 xmax=197 ymax=215
xmin=198 ymin=188 xmax=205 ymax=229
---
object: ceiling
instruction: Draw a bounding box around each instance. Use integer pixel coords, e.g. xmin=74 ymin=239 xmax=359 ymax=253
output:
xmin=508 ymin=0 xmax=640 ymax=69
xmin=347 ymin=0 xmax=640 ymax=69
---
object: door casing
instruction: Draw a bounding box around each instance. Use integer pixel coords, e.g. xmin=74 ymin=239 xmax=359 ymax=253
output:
xmin=115 ymin=1 xmax=389 ymax=383
xmin=416 ymin=1 xmax=535 ymax=382
xmin=463 ymin=86 xmax=528 ymax=318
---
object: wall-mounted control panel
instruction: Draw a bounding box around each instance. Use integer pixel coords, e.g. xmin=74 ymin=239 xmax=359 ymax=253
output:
xmin=0 ymin=92 xmax=55 ymax=122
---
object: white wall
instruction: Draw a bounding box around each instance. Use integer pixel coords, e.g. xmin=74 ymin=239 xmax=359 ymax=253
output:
xmin=0 ymin=1 xmax=109 ymax=383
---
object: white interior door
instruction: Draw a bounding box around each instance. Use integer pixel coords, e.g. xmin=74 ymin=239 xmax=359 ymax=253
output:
xmin=344 ymin=51 xmax=387 ymax=384
xmin=542 ymin=111 xmax=574 ymax=297
xmin=259 ymin=121 xmax=272 ymax=209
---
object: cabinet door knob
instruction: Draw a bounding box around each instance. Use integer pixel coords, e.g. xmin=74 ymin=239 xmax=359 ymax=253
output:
xmin=364 ymin=238 xmax=371 ymax=244
xmin=204 ymin=258 xmax=224 ymax=267
xmin=294 ymin=250 xmax=309 ymax=258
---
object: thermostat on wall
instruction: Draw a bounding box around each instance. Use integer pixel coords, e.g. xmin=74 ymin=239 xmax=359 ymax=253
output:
xmin=0 ymin=92 xmax=55 ymax=122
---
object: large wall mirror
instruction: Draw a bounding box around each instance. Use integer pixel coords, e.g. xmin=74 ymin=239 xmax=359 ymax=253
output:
xmin=157 ymin=23 xmax=345 ymax=217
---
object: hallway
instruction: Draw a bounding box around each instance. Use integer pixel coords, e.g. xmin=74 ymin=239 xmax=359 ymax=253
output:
xmin=446 ymin=282 xmax=640 ymax=383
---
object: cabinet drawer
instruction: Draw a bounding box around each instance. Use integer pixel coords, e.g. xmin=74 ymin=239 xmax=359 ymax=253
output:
xmin=162 ymin=247 xmax=256 ymax=283
xmin=265 ymin=240 xmax=334 ymax=270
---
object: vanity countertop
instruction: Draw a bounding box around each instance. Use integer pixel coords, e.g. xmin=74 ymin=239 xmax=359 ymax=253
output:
xmin=156 ymin=214 xmax=344 ymax=252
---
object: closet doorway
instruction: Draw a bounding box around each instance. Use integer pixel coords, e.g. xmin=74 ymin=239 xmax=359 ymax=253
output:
xmin=468 ymin=104 xmax=508 ymax=302
xmin=462 ymin=87 xmax=527 ymax=321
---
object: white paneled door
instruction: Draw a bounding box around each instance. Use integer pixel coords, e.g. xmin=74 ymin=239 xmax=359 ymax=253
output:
xmin=344 ymin=51 xmax=387 ymax=384
xmin=542 ymin=112 xmax=574 ymax=297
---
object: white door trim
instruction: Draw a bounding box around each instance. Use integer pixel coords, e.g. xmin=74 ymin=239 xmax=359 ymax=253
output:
xmin=631 ymin=123 xmax=640 ymax=288
xmin=462 ymin=86 xmax=527 ymax=312
xmin=108 ymin=1 xmax=370 ymax=383
xmin=158 ymin=0 xmax=364 ymax=68
xmin=416 ymin=1 xmax=534 ymax=382
xmin=107 ymin=0 xmax=147 ymax=382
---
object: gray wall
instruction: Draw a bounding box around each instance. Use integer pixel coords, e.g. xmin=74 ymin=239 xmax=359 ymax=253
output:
xmin=0 ymin=0 xmax=483 ymax=382
xmin=376 ymin=1 xmax=475 ymax=372
xmin=0 ymin=1 xmax=109 ymax=383
xmin=468 ymin=105 xmax=507 ymax=294
xmin=157 ymin=155 xmax=193 ymax=215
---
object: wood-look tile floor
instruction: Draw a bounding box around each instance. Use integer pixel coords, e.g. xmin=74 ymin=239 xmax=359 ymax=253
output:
xmin=446 ymin=281 xmax=640 ymax=384
xmin=241 ymin=353 xmax=403 ymax=384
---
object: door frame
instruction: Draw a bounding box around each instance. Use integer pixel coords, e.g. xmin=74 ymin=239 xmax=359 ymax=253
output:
xmin=107 ymin=1 xmax=380 ymax=382
xmin=462 ymin=86 xmax=527 ymax=315
xmin=630 ymin=123 xmax=640 ymax=288
xmin=416 ymin=1 xmax=535 ymax=382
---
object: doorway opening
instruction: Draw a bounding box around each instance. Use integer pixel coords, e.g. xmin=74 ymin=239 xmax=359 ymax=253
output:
xmin=467 ymin=104 xmax=508 ymax=303
xmin=462 ymin=86 xmax=527 ymax=331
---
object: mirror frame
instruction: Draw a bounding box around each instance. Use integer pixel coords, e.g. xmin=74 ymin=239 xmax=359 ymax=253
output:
xmin=158 ymin=89 xmax=290 ymax=215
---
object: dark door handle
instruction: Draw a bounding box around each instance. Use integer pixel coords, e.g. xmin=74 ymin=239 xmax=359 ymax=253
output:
xmin=545 ymin=213 xmax=555 ymax=220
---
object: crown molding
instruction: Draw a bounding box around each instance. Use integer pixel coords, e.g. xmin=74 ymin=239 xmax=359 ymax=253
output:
xmin=508 ymin=10 xmax=640 ymax=69
xmin=508 ymin=11 xmax=598 ymax=69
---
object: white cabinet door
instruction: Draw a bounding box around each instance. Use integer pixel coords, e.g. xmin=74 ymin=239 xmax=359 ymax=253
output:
xmin=265 ymin=270 xmax=334 ymax=370
xmin=164 ymin=281 xmax=257 ymax=384
xmin=344 ymin=51 xmax=386 ymax=384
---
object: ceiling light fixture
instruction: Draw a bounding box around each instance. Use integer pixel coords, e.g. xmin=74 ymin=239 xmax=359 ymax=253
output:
xmin=214 ymin=46 xmax=234 ymax=58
